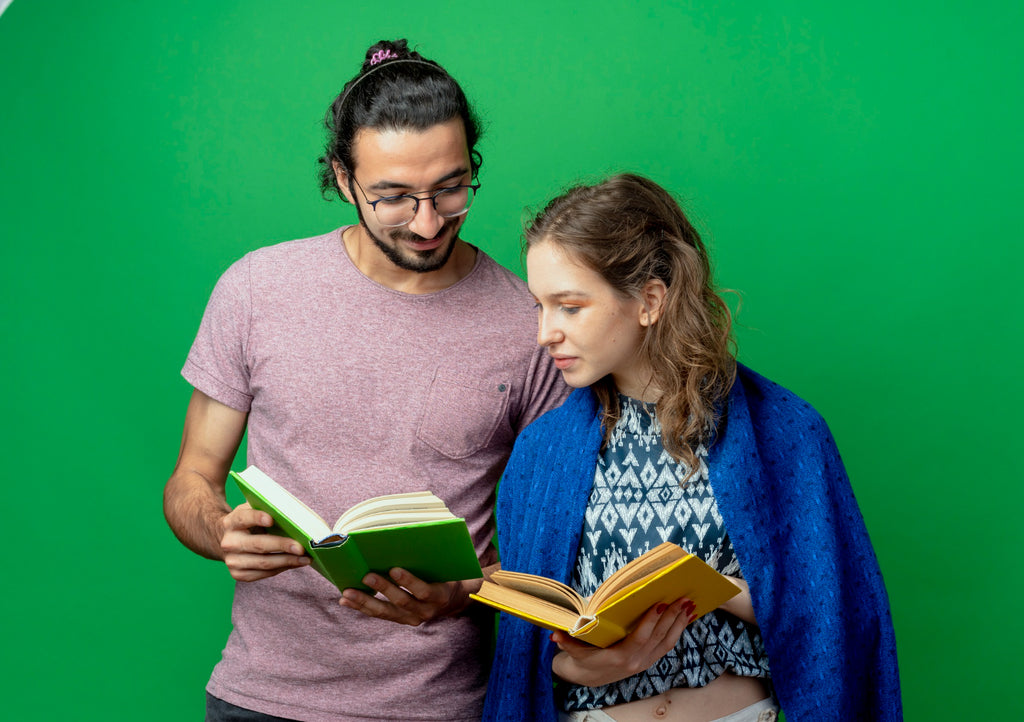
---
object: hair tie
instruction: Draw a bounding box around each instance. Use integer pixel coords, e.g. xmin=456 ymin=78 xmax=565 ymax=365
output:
xmin=370 ymin=49 xmax=398 ymax=66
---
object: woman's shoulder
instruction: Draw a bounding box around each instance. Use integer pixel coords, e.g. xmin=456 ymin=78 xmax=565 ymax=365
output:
xmin=733 ymin=362 xmax=827 ymax=419
xmin=734 ymin=363 xmax=830 ymax=432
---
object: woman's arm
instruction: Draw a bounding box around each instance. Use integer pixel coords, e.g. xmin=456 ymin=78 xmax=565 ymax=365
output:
xmin=719 ymin=576 xmax=757 ymax=625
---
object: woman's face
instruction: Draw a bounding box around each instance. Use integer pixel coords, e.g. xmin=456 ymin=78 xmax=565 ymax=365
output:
xmin=527 ymin=240 xmax=654 ymax=399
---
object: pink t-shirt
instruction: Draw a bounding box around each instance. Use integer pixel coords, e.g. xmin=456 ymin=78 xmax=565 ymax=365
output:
xmin=183 ymin=228 xmax=567 ymax=721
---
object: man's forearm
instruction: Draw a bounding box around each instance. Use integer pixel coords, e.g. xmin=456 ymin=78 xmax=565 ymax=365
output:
xmin=163 ymin=469 xmax=231 ymax=560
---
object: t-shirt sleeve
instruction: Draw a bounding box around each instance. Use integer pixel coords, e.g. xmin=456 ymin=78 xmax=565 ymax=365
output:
xmin=181 ymin=254 xmax=254 ymax=412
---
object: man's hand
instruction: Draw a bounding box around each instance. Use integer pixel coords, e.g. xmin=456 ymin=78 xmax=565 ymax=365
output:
xmin=550 ymin=597 xmax=697 ymax=687
xmin=220 ymin=502 xmax=311 ymax=582
xmin=338 ymin=567 xmax=480 ymax=626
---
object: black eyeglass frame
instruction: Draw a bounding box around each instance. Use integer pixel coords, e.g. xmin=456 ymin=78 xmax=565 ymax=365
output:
xmin=349 ymin=175 xmax=481 ymax=227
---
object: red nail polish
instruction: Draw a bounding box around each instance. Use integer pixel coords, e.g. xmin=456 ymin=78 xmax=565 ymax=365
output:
xmin=656 ymin=603 xmax=668 ymax=614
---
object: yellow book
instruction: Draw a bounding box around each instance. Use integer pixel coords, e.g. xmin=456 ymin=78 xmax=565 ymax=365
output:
xmin=471 ymin=542 xmax=740 ymax=648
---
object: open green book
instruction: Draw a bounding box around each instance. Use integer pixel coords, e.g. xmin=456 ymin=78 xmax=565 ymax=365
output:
xmin=230 ymin=465 xmax=482 ymax=591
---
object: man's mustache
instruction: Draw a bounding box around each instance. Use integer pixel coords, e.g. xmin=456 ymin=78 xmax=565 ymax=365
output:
xmin=390 ymin=219 xmax=459 ymax=243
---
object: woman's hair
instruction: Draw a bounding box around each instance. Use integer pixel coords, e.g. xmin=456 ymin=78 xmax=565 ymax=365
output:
xmin=525 ymin=173 xmax=736 ymax=475
xmin=317 ymin=39 xmax=483 ymax=198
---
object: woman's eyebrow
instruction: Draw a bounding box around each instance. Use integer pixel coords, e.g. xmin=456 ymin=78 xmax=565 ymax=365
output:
xmin=535 ymin=290 xmax=590 ymax=301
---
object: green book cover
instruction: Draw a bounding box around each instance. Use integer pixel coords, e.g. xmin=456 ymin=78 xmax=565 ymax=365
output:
xmin=229 ymin=466 xmax=482 ymax=591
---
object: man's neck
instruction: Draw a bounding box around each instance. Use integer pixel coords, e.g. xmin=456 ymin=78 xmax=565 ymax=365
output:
xmin=341 ymin=225 xmax=477 ymax=294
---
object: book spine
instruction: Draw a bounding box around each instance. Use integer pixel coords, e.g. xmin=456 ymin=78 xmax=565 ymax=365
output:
xmin=311 ymin=539 xmax=372 ymax=591
xmin=572 ymin=616 xmax=628 ymax=649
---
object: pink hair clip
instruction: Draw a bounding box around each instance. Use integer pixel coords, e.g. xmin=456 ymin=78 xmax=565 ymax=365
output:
xmin=370 ymin=49 xmax=398 ymax=66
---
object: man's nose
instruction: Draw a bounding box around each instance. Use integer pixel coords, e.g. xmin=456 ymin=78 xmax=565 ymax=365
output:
xmin=407 ymin=198 xmax=445 ymax=238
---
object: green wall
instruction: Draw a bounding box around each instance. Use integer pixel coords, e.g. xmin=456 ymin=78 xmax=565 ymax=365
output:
xmin=2 ymin=1 xmax=1020 ymax=719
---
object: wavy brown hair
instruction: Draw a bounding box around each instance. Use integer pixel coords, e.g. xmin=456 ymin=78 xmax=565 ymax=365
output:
xmin=525 ymin=173 xmax=736 ymax=476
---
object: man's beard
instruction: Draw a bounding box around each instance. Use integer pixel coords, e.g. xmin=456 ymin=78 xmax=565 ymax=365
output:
xmin=356 ymin=205 xmax=462 ymax=274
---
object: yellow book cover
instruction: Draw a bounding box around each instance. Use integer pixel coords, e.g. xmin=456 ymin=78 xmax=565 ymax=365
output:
xmin=471 ymin=542 xmax=740 ymax=648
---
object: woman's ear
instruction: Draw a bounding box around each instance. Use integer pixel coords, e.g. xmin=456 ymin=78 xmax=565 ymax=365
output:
xmin=333 ymin=161 xmax=355 ymax=205
xmin=638 ymin=279 xmax=668 ymax=327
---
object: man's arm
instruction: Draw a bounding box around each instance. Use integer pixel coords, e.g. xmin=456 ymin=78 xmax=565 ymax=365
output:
xmin=163 ymin=388 xmax=310 ymax=579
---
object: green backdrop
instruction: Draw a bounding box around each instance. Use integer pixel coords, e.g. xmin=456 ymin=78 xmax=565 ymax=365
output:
xmin=2 ymin=1 xmax=1020 ymax=719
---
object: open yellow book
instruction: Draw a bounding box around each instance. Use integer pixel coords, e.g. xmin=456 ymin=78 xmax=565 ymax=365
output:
xmin=471 ymin=542 xmax=740 ymax=648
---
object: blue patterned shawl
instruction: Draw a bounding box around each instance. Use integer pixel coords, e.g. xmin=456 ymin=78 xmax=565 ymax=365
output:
xmin=482 ymin=364 xmax=902 ymax=721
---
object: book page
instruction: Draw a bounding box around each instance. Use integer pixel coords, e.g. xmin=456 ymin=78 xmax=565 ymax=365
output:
xmin=334 ymin=491 xmax=448 ymax=531
xmin=490 ymin=570 xmax=586 ymax=614
xmin=590 ymin=554 xmax=740 ymax=621
xmin=588 ymin=543 xmax=690 ymax=611
xmin=338 ymin=508 xmax=456 ymax=533
xmin=474 ymin=581 xmax=583 ymax=631
xmin=234 ymin=467 xmax=332 ymax=541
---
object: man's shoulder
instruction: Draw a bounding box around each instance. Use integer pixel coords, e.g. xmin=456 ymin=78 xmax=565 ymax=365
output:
xmin=467 ymin=249 xmax=530 ymax=295
xmin=447 ymin=248 xmax=536 ymax=331
xmin=212 ymin=229 xmax=342 ymax=293
xmin=243 ymin=229 xmax=341 ymax=267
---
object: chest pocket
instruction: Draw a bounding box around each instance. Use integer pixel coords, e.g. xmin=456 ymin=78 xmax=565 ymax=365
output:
xmin=416 ymin=370 xmax=511 ymax=459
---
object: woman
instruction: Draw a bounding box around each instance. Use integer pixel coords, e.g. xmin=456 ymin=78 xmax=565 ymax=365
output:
xmin=482 ymin=174 xmax=901 ymax=721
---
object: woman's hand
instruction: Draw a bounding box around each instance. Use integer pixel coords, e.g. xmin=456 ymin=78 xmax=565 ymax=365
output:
xmin=550 ymin=597 xmax=697 ymax=687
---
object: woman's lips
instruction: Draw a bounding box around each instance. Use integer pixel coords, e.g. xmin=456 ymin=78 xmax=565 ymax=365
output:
xmin=552 ymin=356 xmax=576 ymax=370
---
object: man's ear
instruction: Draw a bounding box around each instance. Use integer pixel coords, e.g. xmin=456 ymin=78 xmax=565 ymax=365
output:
xmin=333 ymin=161 xmax=355 ymax=205
xmin=638 ymin=279 xmax=668 ymax=327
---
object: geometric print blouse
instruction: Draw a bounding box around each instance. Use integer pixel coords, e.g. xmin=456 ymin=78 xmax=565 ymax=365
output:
xmin=559 ymin=395 xmax=772 ymax=712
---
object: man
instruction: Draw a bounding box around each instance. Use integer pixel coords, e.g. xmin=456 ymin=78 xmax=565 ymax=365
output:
xmin=163 ymin=39 xmax=567 ymax=722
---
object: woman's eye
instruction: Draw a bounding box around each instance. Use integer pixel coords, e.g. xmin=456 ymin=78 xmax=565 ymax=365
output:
xmin=562 ymin=306 xmax=581 ymax=315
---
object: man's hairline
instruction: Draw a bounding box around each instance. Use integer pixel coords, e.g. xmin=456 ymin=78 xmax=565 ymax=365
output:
xmin=345 ymin=117 xmax=473 ymax=194
xmin=345 ymin=116 xmax=470 ymax=176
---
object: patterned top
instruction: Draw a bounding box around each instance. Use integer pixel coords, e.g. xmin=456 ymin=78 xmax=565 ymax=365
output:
xmin=560 ymin=395 xmax=771 ymax=712
xmin=485 ymin=371 xmax=902 ymax=722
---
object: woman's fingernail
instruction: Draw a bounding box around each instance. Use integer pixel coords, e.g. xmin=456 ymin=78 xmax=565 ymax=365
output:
xmin=656 ymin=603 xmax=668 ymax=614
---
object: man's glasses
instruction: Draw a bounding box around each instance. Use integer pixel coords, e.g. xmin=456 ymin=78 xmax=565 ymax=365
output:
xmin=351 ymin=176 xmax=481 ymax=228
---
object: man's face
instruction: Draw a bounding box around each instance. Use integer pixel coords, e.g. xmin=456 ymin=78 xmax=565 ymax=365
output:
xmin=337 ymin=118 xmax=472 ymax=274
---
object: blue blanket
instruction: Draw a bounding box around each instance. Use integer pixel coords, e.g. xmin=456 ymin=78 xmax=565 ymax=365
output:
xmin=483 ymin=365 xmax=902 ymax=721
